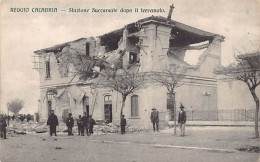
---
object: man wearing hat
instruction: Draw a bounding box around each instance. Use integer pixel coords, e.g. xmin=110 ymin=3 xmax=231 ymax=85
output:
xmin=81 ymin=112 xmax=88 ymax=136
xmin=150 ymin=108 xmax=159 ymax=132
xmin=66 ymin=113 xmax=74 ymax=136
xmin=87 ymin=115 xmax=96 ymax=136
xmin=47 ymin=110 xmax=59 ymax=136
xmin=120 ymin=115 xmax=127 ymax=134
xmin=178 ymin=103 xmax=187 ymax=136
xmin=77 ymin=115 xmax=83 ymax=136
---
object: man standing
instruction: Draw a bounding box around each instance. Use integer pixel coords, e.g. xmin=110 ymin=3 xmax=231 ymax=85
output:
xmin=0 ymin=114 xmax=7 ymax=139
xmin=66 ymin=113 xmax=74 ymax=136
xmin=120 ymin=115 xmax=126 ymax=134
xmin=77 ymin=115 xmax=83 ymax=136
xmin=87 ymin=115 xmax=96 ymax=136
xmin=150 ymin=108 xmax=159 ymax=132
xmin=47 ymin=110 xmax=59 ymax=136
xmin=178 ymin=104 xmax=187 ymax=136
xmin=81 ymin=112 xmax=88 ymax=136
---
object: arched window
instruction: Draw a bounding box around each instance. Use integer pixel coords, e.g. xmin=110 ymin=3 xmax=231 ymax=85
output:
xmin=131 ymin=95 xmax=139 ymax=117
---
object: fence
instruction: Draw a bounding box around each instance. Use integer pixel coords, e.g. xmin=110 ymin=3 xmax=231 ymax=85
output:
xmin=169 ymin=109 xmax=257 ymax=121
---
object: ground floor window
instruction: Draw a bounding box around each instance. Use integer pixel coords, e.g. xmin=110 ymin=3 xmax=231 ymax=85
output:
xmin=131 ymin=95 xmax=139 ymax=117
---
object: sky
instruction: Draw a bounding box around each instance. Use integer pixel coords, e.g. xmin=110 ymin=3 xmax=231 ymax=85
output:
xmin=0 ymin=0 xmax=260 ymax=114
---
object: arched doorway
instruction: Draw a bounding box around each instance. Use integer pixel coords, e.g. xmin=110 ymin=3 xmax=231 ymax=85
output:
xmin=104 ymin=95 xmax=112 ymax=123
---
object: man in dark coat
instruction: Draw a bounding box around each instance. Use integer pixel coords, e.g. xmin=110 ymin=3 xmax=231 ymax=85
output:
xmin=87 ymin=115 xmax=96 ymax=136
xmin=81 ymin=112 xmax=88 ymax=136
xmin=47 ymin=110 xmax=59 ymax=136
xmin=120 ymin=115 xmax=126 ymax=134
xmin=66 ymin=113 xmax=74 ymax=136
xmin=77 ymin=115 xmax=83 ymax=136
xmin=150 ymin=108 xmax=159 ymax=132
xmin=178 ymin=104 xmax=187 ymax=136
xmin=0 ymin=114 xmax=7 ymax=139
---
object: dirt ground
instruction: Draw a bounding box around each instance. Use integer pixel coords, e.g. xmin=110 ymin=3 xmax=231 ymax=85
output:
xmin=0 ymin=126 xmax=259 ymax=162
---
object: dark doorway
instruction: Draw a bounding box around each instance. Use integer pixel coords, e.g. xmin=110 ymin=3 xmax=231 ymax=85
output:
xmin=86 ymin=105 xmax=89 ymax=117
xmin=104 ymin=104 xmax=112 ymax=123
xmin=47 ymin=101 xmax=52 ymax=116
xmin=104 ymin=95 xmax=112 ymax=123
xmin=83 ymin=96 xmax=89 ymax=116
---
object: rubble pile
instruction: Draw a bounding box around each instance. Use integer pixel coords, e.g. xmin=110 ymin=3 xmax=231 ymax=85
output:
xmin=6 ymin=121 xmax=151 ymax=135
xmin=7 ymin=121 xmax=48 ymax=134
xmin=93 ymin=121 xmax=150 ymax=134
xmin=94 ymin=122 xmax=120 ymax=134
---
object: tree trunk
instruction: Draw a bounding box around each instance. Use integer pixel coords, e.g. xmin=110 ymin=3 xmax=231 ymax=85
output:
xmin=120 ymin=96 xmax=127 ymax=133
xmin=173 ymin=93 xmax=177 ymax=135
xmin=251 ymin=90 xmax=259 ymax=138
xmin=255 ymin=101 xmax=259 ymax=138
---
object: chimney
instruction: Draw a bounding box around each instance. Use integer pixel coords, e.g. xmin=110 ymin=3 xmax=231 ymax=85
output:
xmin=167 ymin=4 xmax=175 ymax=19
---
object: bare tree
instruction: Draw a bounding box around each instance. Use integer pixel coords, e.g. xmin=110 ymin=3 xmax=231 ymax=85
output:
xmin=7 ymin=99 xmax=24 ymax=116
xmin=150 ymin=64 xmax=188 ymax=135
xmin=96 ymin=68 xmax=146 ymax=131
xmin=215 ymin=52 xmax=260 ymax=138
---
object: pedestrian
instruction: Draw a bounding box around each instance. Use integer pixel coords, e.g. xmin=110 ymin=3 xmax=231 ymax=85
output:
xmin=66 ymin=113 xmax=74 ymax=136
xmin=87 ymin=115 xmax=96 ymax=136
xmin=120 ymin=115 xmax=126 ymax=134
xmin=178 ymin=103 xmax=187 ymax=136
xmin=150 ymin=108 xmax=159 ymax=132
xmin=47 ymin=110 xmax=59 ymax=136
xmin=27 ymin=114 xmax=31 ymax=122
xmin=0 ymin=114 xmax=7 ymax=139
xmin=12 ymin=114 xmax=15 ymax=121
xmin=77 ymin=115 xmax=83 ymax=136
xmin=81 ymin=112 xmax=88 ymax=136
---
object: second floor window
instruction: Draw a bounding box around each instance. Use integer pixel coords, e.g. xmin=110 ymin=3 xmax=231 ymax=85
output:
xmin=129 ymin=52 xmax=138 ymax=64
xmin=46 ymin=61 xmax=51 ymax=78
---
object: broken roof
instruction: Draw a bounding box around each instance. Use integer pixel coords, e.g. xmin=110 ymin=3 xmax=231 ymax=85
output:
xmin=138 ymin=16 xmax=220 ymax=37
xmin=34 ymin=15 xmax=224 ymax=53
xmin=34 ymin=38 xmax=87 ymax=54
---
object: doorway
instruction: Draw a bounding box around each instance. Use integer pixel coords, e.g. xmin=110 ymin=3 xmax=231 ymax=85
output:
xmin=47 ymin=101 xmax=52 ymax=116
xmin=83 ymin=96 xmax=89 ymax=117
xmin=104 ymin=95 xmax=112 ymax=123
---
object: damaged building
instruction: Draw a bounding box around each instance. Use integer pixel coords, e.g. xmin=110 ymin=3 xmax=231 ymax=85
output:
xmin=34 ymin=11 xmax=225 ymax=128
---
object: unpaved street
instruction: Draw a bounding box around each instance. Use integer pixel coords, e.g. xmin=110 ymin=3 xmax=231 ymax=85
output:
xmin=0 ymin=126 xmax=259 ymax=162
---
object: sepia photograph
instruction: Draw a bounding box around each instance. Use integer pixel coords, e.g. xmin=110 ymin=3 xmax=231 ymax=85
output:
xmin=0 ymin=0 xmax=259 ymax=161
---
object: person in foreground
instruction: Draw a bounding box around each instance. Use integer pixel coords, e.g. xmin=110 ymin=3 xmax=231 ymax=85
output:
xmin=178 ymin=103 xmax=187 ymax=137
xmin=66 ymin=113 xmax=74 ymax=136
xmin=120 ymin=115 xmax=126 ymax=134
xmin=0 ymin=114 xmax=7 ymax=139
xmin=150 ymin=108 xmax=159 ymax=132
xmin=47 ymin=110 xmax=59 ymax=136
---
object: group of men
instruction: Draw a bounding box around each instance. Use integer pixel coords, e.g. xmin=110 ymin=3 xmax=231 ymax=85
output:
xmin=47 ymin=110 xmax=96 ymax=136
xmin=150 ymin=103 xmax=187 ymax=136
xmin=47 ymin=104 xmax=186 ymax=137
xmin=76 ymin=113 xmax=96 ymax=136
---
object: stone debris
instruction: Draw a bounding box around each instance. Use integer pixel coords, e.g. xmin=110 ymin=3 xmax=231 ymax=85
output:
xmin=6 ymin=120 xmax=150 ymax=135
xmin=8 ymin=121 xmax=48 ymax=134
